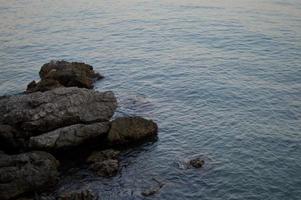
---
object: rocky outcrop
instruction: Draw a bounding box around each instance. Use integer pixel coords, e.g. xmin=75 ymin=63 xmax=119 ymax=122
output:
xmin=29 ymin=122 xmax=110 ymax=150
xmin=0 ymin=151 xmax=59 ymax=200
xmin=26 ymin=61 xmax=103 ymax=93
xmin=0 ymin=87 xmax=117 ymax=151
xmin=86 ymin=149 xmax=120 ymax=177
xmin=108 ymin=117 xmax=158 ymax=145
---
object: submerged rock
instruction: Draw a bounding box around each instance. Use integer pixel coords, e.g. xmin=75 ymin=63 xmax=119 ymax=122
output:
xmin=26 ymin=60 xmax=103 ymax=93
xmin=57 ymin=188 xmax=96 ymax=200
xmin=0 ymin=151 xmax=59 ymax=200
xmin=141 ymin=178 xmax=165 ymax=197
xmin=29 ymin=122 xmax=110 ymax=151
xmin=108 ymin=117 xmax=158 ymax=145
xmin=189 ymin=158 xmax=205 ymax=168
xmin=87 ymin=149 xmax=120 ymax=177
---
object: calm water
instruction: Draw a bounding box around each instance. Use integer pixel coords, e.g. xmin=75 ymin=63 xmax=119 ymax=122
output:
xmin=1 ymin=0 xmax=301 ymax=199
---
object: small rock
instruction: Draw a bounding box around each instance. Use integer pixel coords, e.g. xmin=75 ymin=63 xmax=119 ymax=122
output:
xmin=108 ymin=117 xmax=158 ymax=145
xmin=87 ymin=149 xmax=120 ymax=177
xmin=141 ymin=178 xmax=165 ymax=197
xmin=90 ymin=159 xmax=119 ymax=177
xmin=87 ymin=149 xmax=120 ymax=163
xmin=57 ymin=187 xmax=96 ymax=200
xmin=189 ymin=158 xmax=205 ymax=168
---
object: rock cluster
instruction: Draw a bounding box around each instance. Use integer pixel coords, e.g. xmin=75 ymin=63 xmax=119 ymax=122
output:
xmin=0 ymin=61 xmax=158 ymax=200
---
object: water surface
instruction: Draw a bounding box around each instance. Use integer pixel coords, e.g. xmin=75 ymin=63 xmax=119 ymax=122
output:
xmin=0 ymin=0 xmax=301 ymax=199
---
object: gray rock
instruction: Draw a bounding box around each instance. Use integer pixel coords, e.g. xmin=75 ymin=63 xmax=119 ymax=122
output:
xmin=0 ymin=87 xmax=117 ymax=134
xmin=29 ymin=122 xmax=110 ymax=150
xmin=107 ymin=117 xmax=158 ymax=145
xmin=0 ymin=151 xmax=59 ymax=200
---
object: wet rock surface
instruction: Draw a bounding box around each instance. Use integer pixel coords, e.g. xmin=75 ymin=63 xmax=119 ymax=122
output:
xmin=108 ymin=117 xmax=158 ymax=145
xmin=26 ymin=60 xmax=103 ymax=93
xmin=57 ymin=187 xmax=96 ymax=200
xmin=0 ymin=151 xmax=59 ymax=200
xmin=87 ymin=149 xmax=120 ymax=177
xmin=189 ymin=158 xmax=205 ymax=168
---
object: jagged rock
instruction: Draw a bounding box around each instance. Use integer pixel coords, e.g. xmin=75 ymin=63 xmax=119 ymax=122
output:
xmin=29 ymin=122 xmax=110 ymax=150
xmin=0 ymin=87 xmax=117 ymax=152
xmin=26 ymin=61 xmax=103 ymax=93
xmin=108 ymin=117 xmax=158 ymax=145
xmin=87 ymin=149 xmax=120 ymax=177
xmin=0 ymin=151 xmax=59 ymax=200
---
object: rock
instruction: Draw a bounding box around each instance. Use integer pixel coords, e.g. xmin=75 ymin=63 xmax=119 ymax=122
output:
xmin=90 ymin=159 xmax=119 ymax=177
xmin=26 ymin=61 xmax=103 ymax=93
xmin=107 ymin=117 xmax=158 ymax=145
xmin=29 ymin=122 xmax=110 ymax=150
xmin=141 ymin=178 xmax=165 ymax=197
xmin=57 ymin=187 xmax=96 ymax=200
xmin=0 ymin=124 xmax=24 ymax=152
xmin=0 ymin=87 xmax=117 ymax=134
xmin=87 ymin=149 xmax=120 ymax=177
xmin=86 ymin=149 xmax=120 ymax=163
xmin=0 ymin=151 xmax=59 ymax=200
xmin=189 ymin=158 xmax=205 ymax=168
xmin=26 ymin=79 xmax=63 ymax=93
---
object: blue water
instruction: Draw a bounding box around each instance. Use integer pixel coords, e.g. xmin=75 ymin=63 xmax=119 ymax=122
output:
xmin=1 ymin=0 xmax=301 ymax=199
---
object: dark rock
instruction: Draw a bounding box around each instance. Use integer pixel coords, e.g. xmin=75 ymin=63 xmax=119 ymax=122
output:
xmin=0 ymin=124 xmax=24 ymax=152
xmin=0 ymin=151 xmax=59 ymax=200
xmin=107 ymin=117 xmax=158 ymax=145
xmin=26 ymin=61 xmax=103 ymax=93
xmin=29 ymin=122 xmax=110 ymax=151
xmin=57 ymin=187 xmax=96 ymax=200
xmin=86 ymin=149 xmax=120 ymax=163
xmin=90 ymin=159 xmax=119 ymax=177
xmin=189 ymin=158 xmax=205 ymax=168
xmin=26 ymin=79 xmax=62 ymax=93
xmin=87 ymin=149 xmax=120 ymax=177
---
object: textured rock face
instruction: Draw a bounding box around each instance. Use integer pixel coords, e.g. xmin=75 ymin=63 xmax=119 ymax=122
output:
xmin=0 ymin=87 xmax=117 ymax=133
xmin=87 ymin=149 xmax=120 ymax=177
xmin=0 ymin=87 xmax=117 ymax=152
xmin=108 ymin=117 xmax=158 ymax=145
xmin=0 ymin=151 xmax=59 ymax=200
xmin=29 ymin=122 xmax=110 ymax=150
xmin=26 ymin=60 xmax=103 ymax=93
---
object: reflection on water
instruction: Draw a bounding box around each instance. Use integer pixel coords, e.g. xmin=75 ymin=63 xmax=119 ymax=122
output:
xmin=1 ymin=0 xmax=301 ymax=199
